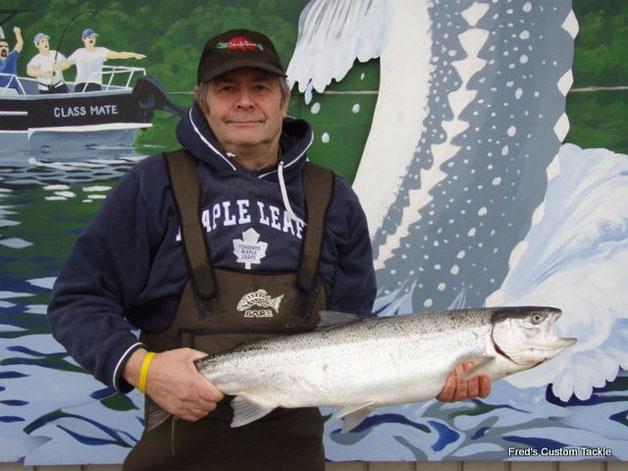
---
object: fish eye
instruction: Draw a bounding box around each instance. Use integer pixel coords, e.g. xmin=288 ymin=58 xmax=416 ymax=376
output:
xmin=530 ymin=313 xmax=545 ymax=325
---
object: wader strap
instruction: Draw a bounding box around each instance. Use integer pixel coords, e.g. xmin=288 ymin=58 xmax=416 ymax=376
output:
xmin=165 ymin=150 xmax=333 ymax=313
xmin=164 ymin=150 xmax=216 ymax=303
xmin=297 ymin=163 xmax=335 ymax=293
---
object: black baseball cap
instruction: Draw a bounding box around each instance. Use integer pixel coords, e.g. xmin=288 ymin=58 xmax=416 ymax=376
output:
xmin=197 ymin=29 xmax=286 ymax=84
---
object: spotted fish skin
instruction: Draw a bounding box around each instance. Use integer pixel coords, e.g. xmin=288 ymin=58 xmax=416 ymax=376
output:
xmin=365 ymin=0 xmax=575 ymax=313
xmin=143 ymin=306 xmax=576 ymax=433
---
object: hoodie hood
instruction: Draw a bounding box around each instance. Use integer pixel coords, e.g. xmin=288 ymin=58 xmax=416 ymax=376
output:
xmin=176 ymin=102 xmax=314 ymax=182
xmin=176 ymin=102 xmax=315 ymax=224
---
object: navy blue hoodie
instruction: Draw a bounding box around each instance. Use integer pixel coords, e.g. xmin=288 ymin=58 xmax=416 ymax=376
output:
xmin=48 ymin=103 xmax=376 ymax=391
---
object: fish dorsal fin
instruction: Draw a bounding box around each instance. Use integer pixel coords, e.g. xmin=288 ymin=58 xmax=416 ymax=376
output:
xmin=459 ymin=357 xmax=496 ymax=381
xmin=333 ymin=403 xmax=376 ymax=433
xmin=316 ymin=310 xmax=364 ymax=330
xmin=230 ymin=396 xmax=275 ymax=428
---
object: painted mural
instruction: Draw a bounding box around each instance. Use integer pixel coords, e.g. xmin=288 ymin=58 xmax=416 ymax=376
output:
xmin=0 ymin=0 xmax=627 ymax=465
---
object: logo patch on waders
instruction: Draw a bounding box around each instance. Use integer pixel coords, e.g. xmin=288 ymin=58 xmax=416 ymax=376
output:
xmin=237 ymin=289 xmax=284 ymax=318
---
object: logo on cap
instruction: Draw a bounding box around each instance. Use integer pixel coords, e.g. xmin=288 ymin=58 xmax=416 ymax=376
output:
xmin=217 ymin=36 xmax=264 ymax=52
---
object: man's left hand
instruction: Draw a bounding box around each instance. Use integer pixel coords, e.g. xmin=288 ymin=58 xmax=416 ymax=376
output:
xmin=436 ymin=361 xmax=491 ymax=402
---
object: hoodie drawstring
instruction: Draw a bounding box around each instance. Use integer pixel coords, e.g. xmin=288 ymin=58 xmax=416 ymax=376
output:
xmin=278 ymin=160 xmax=305 ymax=226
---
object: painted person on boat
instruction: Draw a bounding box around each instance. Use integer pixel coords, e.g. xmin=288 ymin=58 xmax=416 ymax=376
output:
xmin=55 ymin=28 xmax=145 ymax=93
xmin=48 ymin=29 xmax=490 ymax=470
xmin=27 ymin=33 xmax=69 ymax=94
xmin=0 ymin=26 xmax=24 ymax=92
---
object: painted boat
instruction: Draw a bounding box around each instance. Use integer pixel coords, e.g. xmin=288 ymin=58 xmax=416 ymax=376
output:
xmin=0 ymin=66 xmax=182 ymax=158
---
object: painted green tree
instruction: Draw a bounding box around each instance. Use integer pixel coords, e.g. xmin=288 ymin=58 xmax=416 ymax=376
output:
xmin=6 ymin=0 xmax=626 ymax=162
xmin=565 ymin=0 xmax=628 ymax=153
xmin=11 ymin=0 xmax=306 ymax=89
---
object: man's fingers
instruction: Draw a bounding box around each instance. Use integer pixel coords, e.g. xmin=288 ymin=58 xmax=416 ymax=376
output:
xmin=163 ymin=390 xmax=218 ymax=422
xmin=466 ymin=376 xmax=480 ymax=398
xmin=436 ymin=370 xmax=456 ymax=402
xmin=197 ymin=380 xmax=224 ymax=403
xmin=180 ymin=410 xmax=207 ymax=422
xmin=450 ymin=363 xmax=466 ymax=401
xmin=437 ymin=361 xmax=493 ymax=403
xmin=453 ymin=378 xmax=468 ymax=401
xmin=479 ymin=375 xmax=491 ymax=398
xmin=141 ymin=348 xmax=226 ymax=422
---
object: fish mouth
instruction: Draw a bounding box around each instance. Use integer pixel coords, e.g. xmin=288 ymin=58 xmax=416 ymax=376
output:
xmin=494 ymin=337 xmax=576 ymax=367
xmin=553 ymin=336 xmax=577 ymax=347
xmin=533 ymin=336 xmax=577 ymax=351
xmin=540 ymin=309 xmax=577 ymax=350
xmin=529 ymin=337 xmax=577 ymax=366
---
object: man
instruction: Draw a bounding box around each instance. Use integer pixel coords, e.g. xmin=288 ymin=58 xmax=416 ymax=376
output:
xmin=55 ymin=28 xmax=145 ymax=92
xmin=27 ymin=33 xmax=69 ymax=94
xmin=0 ymin=26 xmax=24 ymax=92
xmin=48 ymin=29 xmax=488 ymax=470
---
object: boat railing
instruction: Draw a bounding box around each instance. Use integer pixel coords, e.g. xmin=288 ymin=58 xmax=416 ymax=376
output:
xmin=82 ymin=66 xmax=146 ymax=92
xmin=0 ymin=72 xmax=26 ymax=95
xmin=1 ymin=66 xmax=147 ymax=96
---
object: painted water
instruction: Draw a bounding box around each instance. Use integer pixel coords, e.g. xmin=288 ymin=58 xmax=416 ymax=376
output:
xmin=1 ymin=144 xmax=627 ymax=465
xmin=0 ymin=151 xmax=150 ymax=464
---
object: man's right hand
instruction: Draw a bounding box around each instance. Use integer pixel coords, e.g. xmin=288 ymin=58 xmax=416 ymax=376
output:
xmin=124 ymin=348 xmax=224 ymax=422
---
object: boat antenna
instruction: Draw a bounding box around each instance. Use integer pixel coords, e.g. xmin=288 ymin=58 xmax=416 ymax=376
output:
xmin=53 ymin=10 xmax=102 ymax=62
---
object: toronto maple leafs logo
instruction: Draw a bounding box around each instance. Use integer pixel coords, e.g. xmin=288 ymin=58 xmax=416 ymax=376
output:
xmin=233 ymin=228 xmax=268 ymax=269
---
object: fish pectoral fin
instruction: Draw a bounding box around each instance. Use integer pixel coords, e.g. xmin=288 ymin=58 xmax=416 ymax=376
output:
xmin=316 ymin=310 xmax=366 ymax=330
xmin=459 ymin=356 xmax=496 ymax=381
xmin=333 ymin=402 xmax=375 ymax=419
xmin=230 ymin=395 xmax=275 ymax=428
xmin=334 ymin=403 xmax=376 ymax=434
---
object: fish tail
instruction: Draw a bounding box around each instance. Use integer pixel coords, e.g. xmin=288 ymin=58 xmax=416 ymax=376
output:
xmin=146 ymin=397 xmax=171 ymax=432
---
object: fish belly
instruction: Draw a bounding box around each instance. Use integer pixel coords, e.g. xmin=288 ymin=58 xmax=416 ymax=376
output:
xmin=202 ymin=323 xmax=490 ymax=409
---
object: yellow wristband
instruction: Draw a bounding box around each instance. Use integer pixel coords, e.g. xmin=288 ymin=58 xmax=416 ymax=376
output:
xmin=138 ymin=352 xmax=156 ymax=394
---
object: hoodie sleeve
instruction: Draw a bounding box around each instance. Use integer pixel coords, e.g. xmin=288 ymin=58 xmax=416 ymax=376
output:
xmin=324 ymin=176 xmax=377 ymax=315
xmin=47 ymin=166 xmax=155 ymax=392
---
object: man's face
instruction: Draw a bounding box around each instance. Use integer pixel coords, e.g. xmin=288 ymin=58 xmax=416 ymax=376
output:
xmin=200 ymin=68 xmax=289 ymax=155
xmin=0 ymin=41 xmax=9 ymax=58
xmin=37 ymin=37 xmax=50 ymax=53
xmin=82 ymin=35 xmax=97 ymax=48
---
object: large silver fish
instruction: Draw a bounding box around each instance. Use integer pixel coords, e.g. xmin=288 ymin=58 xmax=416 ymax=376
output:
xmin=148 ymin=306 xmax=576 ymax=433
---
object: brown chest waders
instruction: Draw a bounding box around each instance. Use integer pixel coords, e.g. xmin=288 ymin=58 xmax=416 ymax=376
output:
xmin=123 ymin=150 xmax=334 ymax=471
